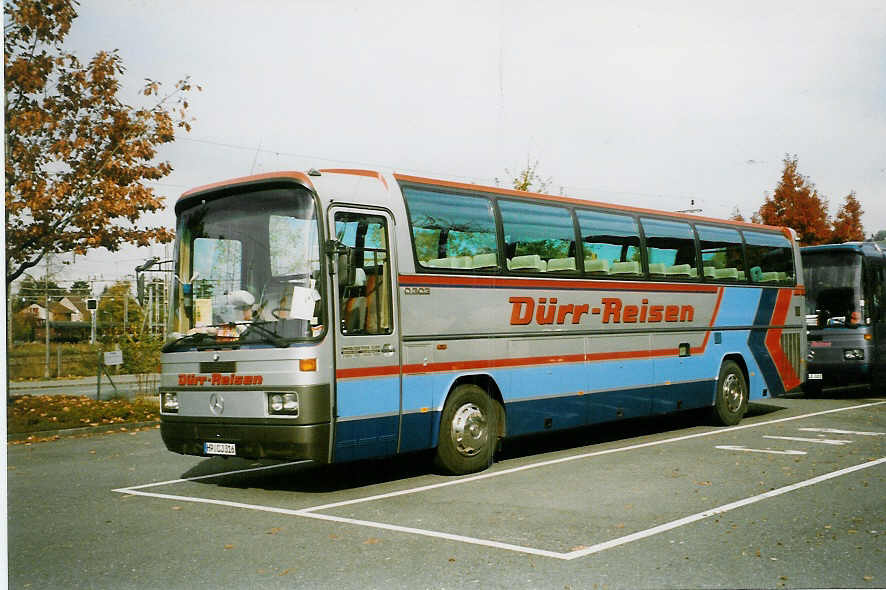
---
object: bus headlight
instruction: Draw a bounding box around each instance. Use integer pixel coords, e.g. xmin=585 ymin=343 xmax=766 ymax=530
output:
xmin=268 ymin=392 xmax=299 ymax=415
xmin=843 ymin=348 xmax=864 ymax=360
xmin=161 ymin=392 xmax=179 ymax=413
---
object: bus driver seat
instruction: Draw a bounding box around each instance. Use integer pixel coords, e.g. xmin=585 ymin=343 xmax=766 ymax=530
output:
xmin=342 ymin=267 xmax=367 ymax=333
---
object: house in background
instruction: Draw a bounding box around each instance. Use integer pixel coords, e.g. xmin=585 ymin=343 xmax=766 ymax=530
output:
xmin=21 ymin=299 xmax=91 ymax=342
xmin=58 ymin=296 xmax=91 ymax=322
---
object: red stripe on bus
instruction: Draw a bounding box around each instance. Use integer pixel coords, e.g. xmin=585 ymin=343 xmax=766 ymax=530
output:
xmin=335 ymin=365 xmax=402 ymax=380
xmin=765 ymin=288 xmax=802 ymax=391
xmin=337 ymin=345 xmax=714 ymax=380
xmin=180 ymin=171 xmax=315 ymax=199
xmin=319 ymin=168 xmax=389 ymax=190
xmin=398 ymin=274 xmax=719 ymax=293
xmin=695 ymin=287 xmax=725 ymax=352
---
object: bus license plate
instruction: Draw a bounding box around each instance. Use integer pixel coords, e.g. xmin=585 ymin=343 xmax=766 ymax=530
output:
xmin=808 ymin=373 xmax=823 ymax=380
xmin=204 ymin=442 xmax=236 ymax=456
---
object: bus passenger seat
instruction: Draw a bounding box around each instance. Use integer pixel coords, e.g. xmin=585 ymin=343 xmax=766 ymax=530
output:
xmin=714 ymin=267 xmax=739 ymax=279
xmin=547 ymin=257 xmax=576 ymax=272
xmin=426 ymin=257 xmax=452 ymax=268
xmin=610 ymin=261 xmax=640 ymax=275
xmin=451 ymin=256 xmax=472 ymax=269
xmin=342 ymin=268 xmax=367 ymax=332
xmin=666 ymin=264 xmax=691 ymax=277
xmin=759 ymin=271 xmax=780 ymax=282
xmin=470 ymin=253 xmax=498 ymax=269
xmin=510 ymin=254 xmax=546 ymax=272
xmin=704 ymin=266 xmax=717 ymax=278
xmin=648 ymin=262 xmax=666 ymax=275
xmin=585 ymin=259 xmax=610 ymax=274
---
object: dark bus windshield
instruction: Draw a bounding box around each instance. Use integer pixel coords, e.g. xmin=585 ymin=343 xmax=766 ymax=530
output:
xmin=802 ymin=251 xmax=862 ymax=328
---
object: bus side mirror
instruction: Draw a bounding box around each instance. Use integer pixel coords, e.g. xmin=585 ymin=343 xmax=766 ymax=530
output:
xmin=326 ymin=240 xmax=356 ymax=287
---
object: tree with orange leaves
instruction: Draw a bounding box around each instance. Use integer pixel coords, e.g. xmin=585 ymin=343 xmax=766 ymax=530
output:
xmin=830 ymin=192 xmax=865 ymax=243
xmin=4 ymin=0 xmax=199 ymax=286
xmin=752 ymin=155 xmax=831 ymax=245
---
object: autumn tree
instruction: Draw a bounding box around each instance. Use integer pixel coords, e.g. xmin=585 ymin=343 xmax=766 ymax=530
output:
xmin=4 ymin=0 xmax=198 ymax=287
xmin=753 ymin=155 xmax=830 ymax=245
xmin=830 ymin=191 xmax=864 ymax=243
xmin=497 ymin=157 xmax=552 ymax=193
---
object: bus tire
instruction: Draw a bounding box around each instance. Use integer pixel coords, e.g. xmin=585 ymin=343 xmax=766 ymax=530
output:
xmin=711 ymin=360 xmax=748 ymax=426
xmin=434 ymin=384 xmax=498 ymax=475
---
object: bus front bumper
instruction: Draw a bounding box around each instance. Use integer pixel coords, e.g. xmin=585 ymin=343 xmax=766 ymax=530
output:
xmin=160 ymin=417 xmax=331 ymax=463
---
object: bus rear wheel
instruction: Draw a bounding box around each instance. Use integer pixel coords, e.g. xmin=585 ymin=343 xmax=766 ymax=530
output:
xmin=434 ymin=384 xmax=499 ymax=475
xmin=712 ymin=360 xmax=748 ymax=426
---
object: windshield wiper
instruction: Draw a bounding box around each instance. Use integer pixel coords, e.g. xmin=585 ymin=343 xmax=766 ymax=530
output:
xmin=243 ymin=321 xmax=289 ymax=348
xmin=162 ymin=331 xmax=216 ymax=352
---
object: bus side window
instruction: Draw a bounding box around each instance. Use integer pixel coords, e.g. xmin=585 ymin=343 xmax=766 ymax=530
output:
xmin=743 ymin=230 xmax=795 ymax=285
xmin=402 ymin=187 xmax=499 ymax=271
xmin=640 ymin=217 xmax=699 ymax=280
xmin=499 ymin=199 xmax=576 ymax=273
xmin=696 ymin=224 xmax=745 ymax=282
xmin=576 ymin=210 xmax=641 ymax=277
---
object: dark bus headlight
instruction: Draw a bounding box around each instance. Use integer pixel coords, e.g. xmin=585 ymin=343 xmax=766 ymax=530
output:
xmin=843 ymin=348 xmax=864 ymax=360
xmin=268 ymin=392 xmax=299 ymax=415
xmin=161 ymin=392 xmax=179 ymax=413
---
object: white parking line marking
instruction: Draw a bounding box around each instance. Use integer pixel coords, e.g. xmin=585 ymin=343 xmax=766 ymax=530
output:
xmin=562 ymin=457 xmax=886 ymax=560
xmin=119 ymin=461 xmax=311 ymax=491
xmin=116 ymin=456 xmax=886 ymax=560
xmin=715 ymin=445 xmax=806 ymax=455
xmin=798 ymin=427 xmax=885 ymax=436
xmin=297 ymin=401 xmax=886 ymax=514
xmin=113 ymin=401 xmax=886 ymax=559
xmin=297 ymin=511 xmax=565 ymax=559
xmin=763 ymin=435 xmax=852 ymax=445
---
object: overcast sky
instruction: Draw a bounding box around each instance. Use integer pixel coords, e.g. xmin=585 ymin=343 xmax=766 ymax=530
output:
xmin=48 ymin=0 xmax=886 ymax=287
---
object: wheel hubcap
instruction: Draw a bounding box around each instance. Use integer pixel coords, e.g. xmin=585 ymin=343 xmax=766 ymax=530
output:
xmin=450 ymin=403 xmax=488 ymax=457
xmin=723 ymin=373 xmax=744 ymax=413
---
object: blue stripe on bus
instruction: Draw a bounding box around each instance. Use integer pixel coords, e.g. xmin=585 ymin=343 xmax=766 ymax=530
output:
xmin=714 ymin=287 xmax=764 ymax=327
xmin=336 ymin=376 xmax=399 ymax=418
xmin=334 ymin=415 xmax=398 ymax=462
xmin=336 ymin=317 xmax=784 ymax=460
xmin=746 ymin=289 xmax=784 ymax=396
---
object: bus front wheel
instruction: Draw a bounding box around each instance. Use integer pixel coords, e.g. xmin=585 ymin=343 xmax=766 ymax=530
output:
xmin=712 ymin=360 xmax=748 ymax=426
xmin=434 ymin=384 xmax=498 ymax=475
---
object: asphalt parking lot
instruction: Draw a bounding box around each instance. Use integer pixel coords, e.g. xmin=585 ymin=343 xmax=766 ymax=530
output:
xmin=8 ymin=393 xmax=885 ymax=589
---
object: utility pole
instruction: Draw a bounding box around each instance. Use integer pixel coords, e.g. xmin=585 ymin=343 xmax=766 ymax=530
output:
xmin=8 ymin=283 xmax=13 ymax=349
xmin=44 ymin=255 xmax=50 ymax=378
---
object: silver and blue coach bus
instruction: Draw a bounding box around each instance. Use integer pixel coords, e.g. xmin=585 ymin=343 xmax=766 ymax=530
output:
xmin=802 ymin=241 xmax=886 ymax=396
xmin=159 ymin=169 xmax=806 ymax=474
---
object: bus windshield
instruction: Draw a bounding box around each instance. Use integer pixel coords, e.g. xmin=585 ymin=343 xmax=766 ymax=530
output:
xmin=166 ymin=186 xmax=323 ymax=348
xmin=803 ymin=250 xmax=862 ymax=328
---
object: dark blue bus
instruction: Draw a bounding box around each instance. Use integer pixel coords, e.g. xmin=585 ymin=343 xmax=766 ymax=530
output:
xmin=801 ymin=241 xmax=886 ymax=395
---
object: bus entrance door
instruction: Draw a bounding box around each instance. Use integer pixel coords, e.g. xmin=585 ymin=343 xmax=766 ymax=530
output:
xmin=329 ymin=207 xmax=402 ymax=461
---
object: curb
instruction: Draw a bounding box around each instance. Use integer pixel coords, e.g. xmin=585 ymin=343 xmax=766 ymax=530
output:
xmin=7 ymin=420 xmax=161 ymax=442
